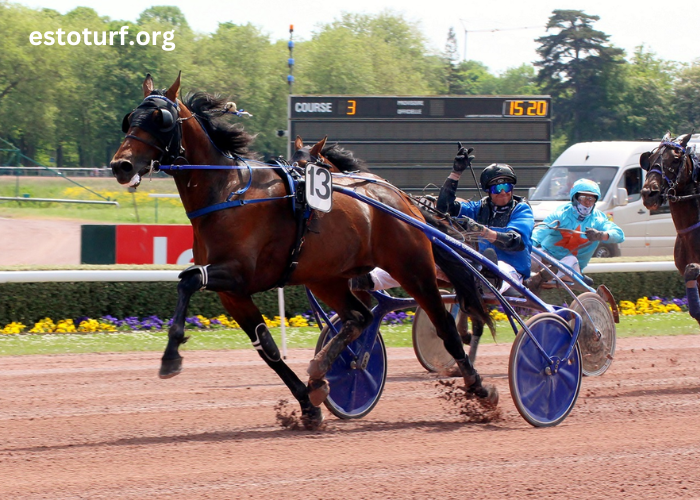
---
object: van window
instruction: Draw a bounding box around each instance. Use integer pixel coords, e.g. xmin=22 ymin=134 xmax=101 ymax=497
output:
xmin=618 ymin=168 xmax=642 ymax=202
xmin=530 ymin=166 xmax=617 ymax=201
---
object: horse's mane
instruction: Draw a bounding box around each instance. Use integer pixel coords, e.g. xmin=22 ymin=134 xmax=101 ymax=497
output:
xmin=322 ymin=143 xmax=371 ymax=173
xmin=179 ymin=91 xmax=256 ymax=158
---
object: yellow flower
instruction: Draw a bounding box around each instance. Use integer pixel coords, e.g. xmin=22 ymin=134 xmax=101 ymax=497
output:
xmin=1 ymin=322 xmax=26 ymax=334
xmin=489 ymin=309 xmax=508 ymax=322
xmin=289 ymin=315 xmax=309 ymax=327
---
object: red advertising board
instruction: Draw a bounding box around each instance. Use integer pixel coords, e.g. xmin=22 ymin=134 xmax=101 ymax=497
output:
xmin=115 ymin=225 xmax=194 ymax=265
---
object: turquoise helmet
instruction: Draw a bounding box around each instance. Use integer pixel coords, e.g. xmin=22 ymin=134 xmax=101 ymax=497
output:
xmin=569 ymin=178 xmax=601 ymax=203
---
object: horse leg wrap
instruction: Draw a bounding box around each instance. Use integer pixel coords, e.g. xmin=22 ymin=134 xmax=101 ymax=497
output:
xmin=178 ymin=264 xmax=210 ymax=291
xmin=252 ymin=323 xmax=281 ymax=363
xmin=308 ymin=319 xmax=363 ymax=380
xmin=684 ymin=264 xmax=700 ymax=321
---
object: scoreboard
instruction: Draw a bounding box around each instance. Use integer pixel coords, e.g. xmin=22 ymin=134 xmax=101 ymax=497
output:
xmin=288 ymin=95 xmax=551 ymax=191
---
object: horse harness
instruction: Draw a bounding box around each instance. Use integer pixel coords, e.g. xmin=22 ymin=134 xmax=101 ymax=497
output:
xmin=647 ymin=140 xmax=700 ymax=236
xmin=121 ymin=93 xmax=320 ymax=289
xmin=122 ymin=94 xmax=189 ymax=167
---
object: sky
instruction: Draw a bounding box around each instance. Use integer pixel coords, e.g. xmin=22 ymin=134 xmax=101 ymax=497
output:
xmin=16 ymin=0 xmax=700 ymax=74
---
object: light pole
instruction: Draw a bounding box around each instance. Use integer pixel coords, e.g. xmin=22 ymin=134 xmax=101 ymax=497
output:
xmin=287 ymin=25 xmax=294 ymax=93
xmin=459 ymin=19 xmax=468 ymax=61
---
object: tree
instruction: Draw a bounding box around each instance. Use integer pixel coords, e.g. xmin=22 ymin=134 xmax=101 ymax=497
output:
xmin=673 ymin=61 xmax=700 ymax=133
xmin=137 ymin=6 xmax=190 ymax=30
xmin=448 ymin=60 xmax=497 ymax=95
xmin=297 ymin=12 xmax=439 ymax=96
xmin=444 ymin=27 xmax=459 ymax=65
xmin=491 ymin=64 xmax=541 ymax=95
xmin=614 ymin=46 xmax=676 ymax=140
xmin=535 ymin=10 xmax=625 ymax=144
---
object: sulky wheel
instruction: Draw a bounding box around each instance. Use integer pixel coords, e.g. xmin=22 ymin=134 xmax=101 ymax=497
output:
xmin=569 ymin=292 xmax=616 ymax=377
xmin=411 ymin=304 xmax=458 ymax=373
xmin=315 ymin=315 xmax=387 ymax=419
xmin=509 ymin=312 xmax=582 ymax=427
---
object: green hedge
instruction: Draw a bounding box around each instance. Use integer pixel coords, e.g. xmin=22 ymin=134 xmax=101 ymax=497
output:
xmin=0 ymin=270 xmax=686 ymax=325
xmin=537 ymin=271 xmax=685 ymax=306
xmin=0 ymin=283 xmax=313 ymax=325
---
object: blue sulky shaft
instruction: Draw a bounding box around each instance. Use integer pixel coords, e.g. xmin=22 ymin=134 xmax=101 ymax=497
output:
xmin=332 ymin=184 xmax=582 ymax=366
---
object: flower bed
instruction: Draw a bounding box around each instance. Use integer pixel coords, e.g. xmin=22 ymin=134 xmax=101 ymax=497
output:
xmin=0 ymin=297 xmax=688 ymax=335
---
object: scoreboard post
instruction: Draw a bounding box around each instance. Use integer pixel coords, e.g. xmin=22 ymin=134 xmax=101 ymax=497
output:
xmin=288 ymin=95 xmax=551 ymax=195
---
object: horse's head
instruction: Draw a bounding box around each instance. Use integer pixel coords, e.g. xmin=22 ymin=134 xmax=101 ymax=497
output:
xmin=641 ymin=132 xmax=694 ymax=210
xmin=110 ymin=73 xmax=185 ymax=188
xmin=291 ymin=136 xmax=370 ymax=174
xmin=291 ymin=136 xmax=331 ymax=168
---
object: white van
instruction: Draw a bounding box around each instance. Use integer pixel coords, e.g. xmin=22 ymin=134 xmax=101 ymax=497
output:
xmin=527 ymin=141 xmax=675 ymax=257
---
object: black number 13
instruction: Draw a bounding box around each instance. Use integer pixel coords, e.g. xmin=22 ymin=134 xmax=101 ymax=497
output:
xmin=310 ymin=167 xmax=331 ymax=199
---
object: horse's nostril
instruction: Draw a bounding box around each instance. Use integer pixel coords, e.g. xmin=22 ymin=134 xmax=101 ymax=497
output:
xmin=110 ymin=160 xmax=134 ymax=175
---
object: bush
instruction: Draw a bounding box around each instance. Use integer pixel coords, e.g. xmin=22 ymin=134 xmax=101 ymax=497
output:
xmin=0 ymin=282 xmax=312 ymax=325
xmin=0 ymin=271 xmax=686 ymax=325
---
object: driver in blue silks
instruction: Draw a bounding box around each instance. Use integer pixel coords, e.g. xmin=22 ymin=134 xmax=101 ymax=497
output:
xmin=350 ymin=147 xmax=534 ymax=295
xmin=435 ymin=147 xmax=534 ymax=295
xmin=529 ymin=178 xmax=625 ymax=288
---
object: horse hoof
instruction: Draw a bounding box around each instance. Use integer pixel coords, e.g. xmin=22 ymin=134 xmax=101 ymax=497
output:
xmin=307 ymin=379 xmax=330 ymax=407
xmin=159 ymin=357 xmax=183 ymax=379
xmin=301 ymin=405 xmax=324 ymax=430
xmin=478 ymin=384 xmax=499 ymax=407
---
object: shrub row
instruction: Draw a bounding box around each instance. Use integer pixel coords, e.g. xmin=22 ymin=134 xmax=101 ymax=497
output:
xmin=0 ymin=271 xmax=686 ymax=326
xmin=0 ymin=282 xmax=312 ymax=326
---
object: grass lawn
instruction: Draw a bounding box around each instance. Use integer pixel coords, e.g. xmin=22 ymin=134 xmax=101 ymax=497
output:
xmin=0 ymin=176 xmax=189 ymax=224
xmin=0 ymin=313 xmax=696 ymax=357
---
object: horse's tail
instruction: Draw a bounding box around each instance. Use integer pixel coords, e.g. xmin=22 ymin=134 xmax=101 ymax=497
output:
xmin=418 ymin=208 xmax=495 ymax=336
xmin=431 ymin=239 xmax=495 ymax=336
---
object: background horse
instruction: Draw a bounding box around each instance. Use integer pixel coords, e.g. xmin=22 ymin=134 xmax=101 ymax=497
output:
xmin=110 ymin=73 xmax=496 ymax=428
xmin=641 ymin=132 xmax=700 ymax=326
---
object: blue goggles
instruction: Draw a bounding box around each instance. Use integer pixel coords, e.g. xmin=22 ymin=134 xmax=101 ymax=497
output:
xmin=488 ymin=182 xmax=513 ymax=195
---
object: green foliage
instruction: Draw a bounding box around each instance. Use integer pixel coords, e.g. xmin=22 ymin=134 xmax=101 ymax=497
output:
xmin=1 ymin=3 xmax=697 ymax=169
xmin=0 ymin=282 xmax=313 ymax=326
xmin=614 ymin=46 xmax=676 ymax=140
xmin=673 ymin=61 xmax=700 ymax=132
xmin=0 ymin=270 xmax=686 ymax=327
xmin=536 ymin=9 xmax=626 ymax=145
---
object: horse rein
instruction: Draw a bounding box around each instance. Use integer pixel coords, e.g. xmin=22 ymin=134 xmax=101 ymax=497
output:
xmin=647 ymin=139 xmax=700 ymax=236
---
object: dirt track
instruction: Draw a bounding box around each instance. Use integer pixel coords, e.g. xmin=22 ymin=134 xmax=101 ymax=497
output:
xmin=0 ymin=217 xmax=81 ymax=265
xmin=1 ymin=335 xmax=699 ymax=499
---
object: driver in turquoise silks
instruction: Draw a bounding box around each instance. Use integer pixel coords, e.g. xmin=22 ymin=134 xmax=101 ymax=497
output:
xmin=530 ymin=178 xmax=625 ymax=287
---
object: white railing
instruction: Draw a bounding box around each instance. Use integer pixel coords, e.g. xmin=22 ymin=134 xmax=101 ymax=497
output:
xmin=0 ymin=261 xmax=678 ymax=283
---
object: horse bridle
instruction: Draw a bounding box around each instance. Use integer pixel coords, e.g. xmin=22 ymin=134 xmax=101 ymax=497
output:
xmin=644 ymin=139 xmax=700 ymax=235
xmin=644 ymin=141 xmax=695 ymax=202
xmin=121 ymin=94 xmax=190 ymax=168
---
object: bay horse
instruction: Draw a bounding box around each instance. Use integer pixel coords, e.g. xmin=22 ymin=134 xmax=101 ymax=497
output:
xmin=640 ymin=132 xmax=700 ymax=326
xmin=110 ymin=73 xmax=497 ymax=428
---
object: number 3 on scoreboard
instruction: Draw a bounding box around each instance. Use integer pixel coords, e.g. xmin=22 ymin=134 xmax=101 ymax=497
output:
xmin=346 ymin=99 xmax=356 ymax=115
xmin=305 ymin=164 xmax=333 ymax=212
